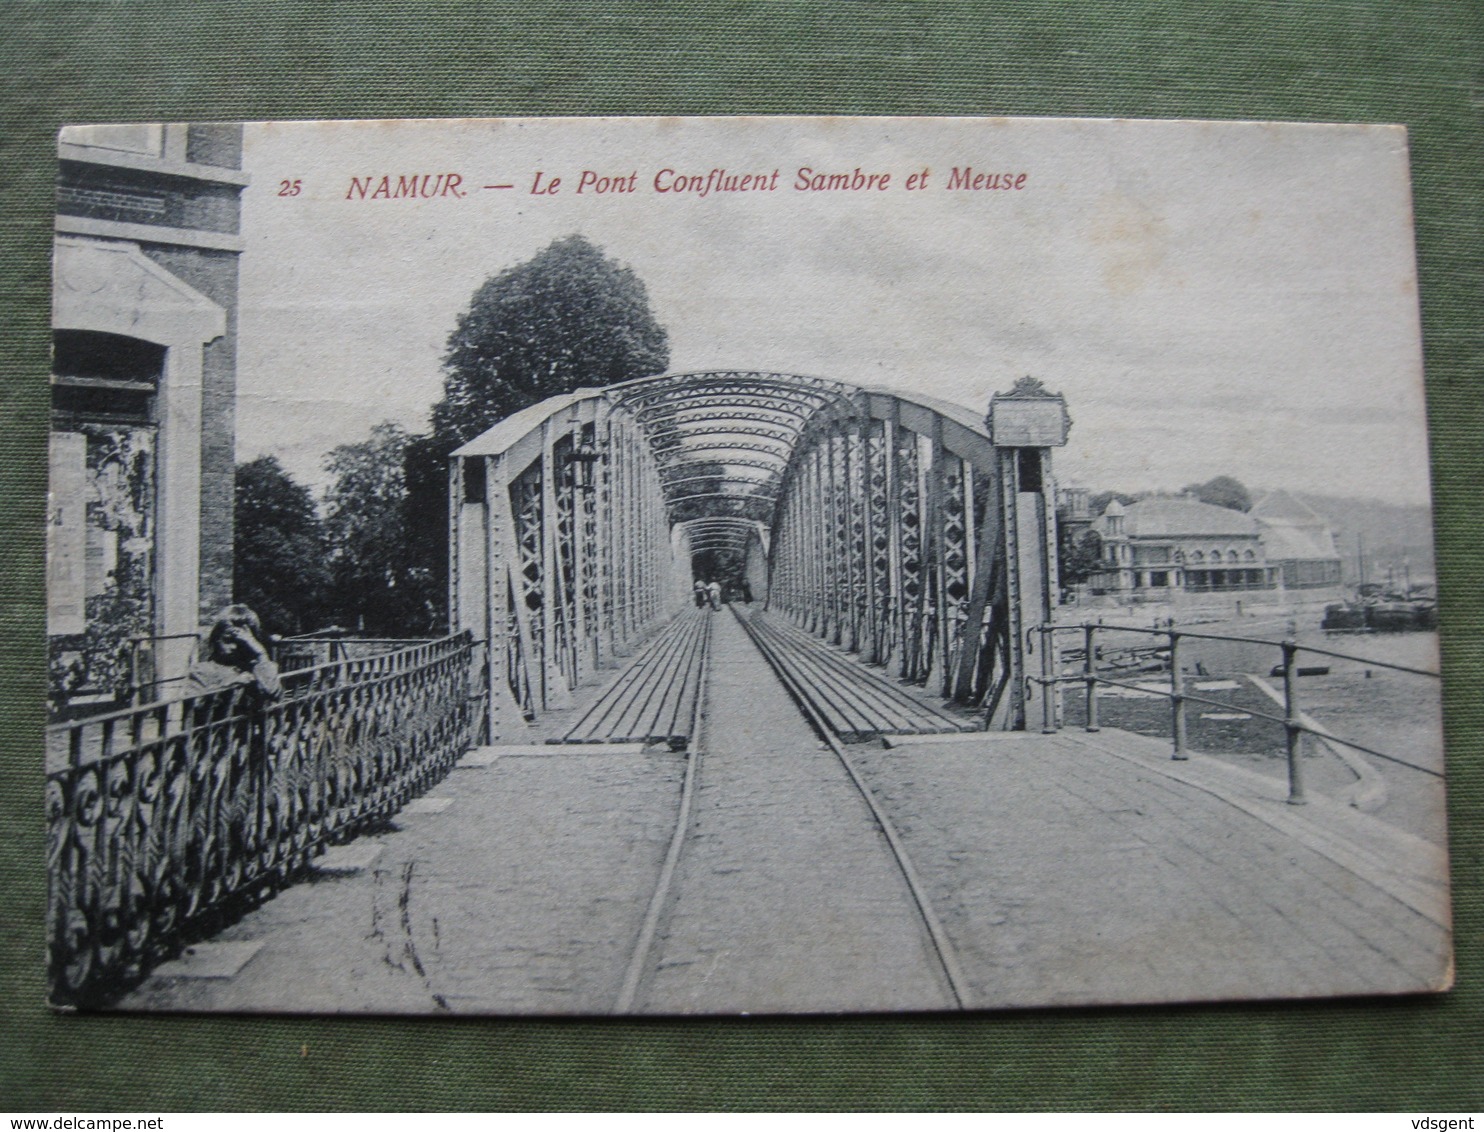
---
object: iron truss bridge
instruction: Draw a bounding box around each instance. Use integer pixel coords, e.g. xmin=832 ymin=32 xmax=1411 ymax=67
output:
xmin=451 ymin=369 xmax=1067 ymax=740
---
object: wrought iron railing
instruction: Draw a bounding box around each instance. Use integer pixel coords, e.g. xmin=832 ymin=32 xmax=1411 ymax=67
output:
xmin=46 ymin=632 xmax=486 ymax=1006
xmin=122 ymin=631 xmax=203 ymax=705
xmin=274 ymin=634 xmax=434 ymax=673
xmin=1032 ymin=622 xmax=1442 ymax=806
xmin=115 ymin=632 xmax=432 ymax=706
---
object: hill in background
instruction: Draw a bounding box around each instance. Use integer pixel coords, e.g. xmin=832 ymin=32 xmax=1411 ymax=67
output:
xmin=1283 ymin=491 xmax=1437 ymax=586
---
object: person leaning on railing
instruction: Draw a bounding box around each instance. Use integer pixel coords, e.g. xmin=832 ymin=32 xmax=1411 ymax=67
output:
xmin=184 ymin=604 xmax=283 ymax=702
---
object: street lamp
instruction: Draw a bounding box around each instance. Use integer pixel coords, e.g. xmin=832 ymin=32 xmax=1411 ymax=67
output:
xmin=564 ymin=443 xmax=600 ymax=493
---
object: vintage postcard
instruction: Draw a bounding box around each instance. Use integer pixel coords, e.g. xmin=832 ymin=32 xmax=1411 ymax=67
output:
xmin=47 ymin=116 xmax=1449 ymax=1014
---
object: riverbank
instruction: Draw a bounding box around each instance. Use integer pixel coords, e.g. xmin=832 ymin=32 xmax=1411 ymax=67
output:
xmin=1057 ymin=606 xmax=1446 ymax=846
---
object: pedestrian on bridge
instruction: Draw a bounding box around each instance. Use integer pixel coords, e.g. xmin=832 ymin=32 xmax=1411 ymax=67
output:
xmin=185 ymin=604 xmax=283 ymax=702
xmin=707 ymin=580 xmax=723 ymax=611
xmin=693 ymin=579 xmax=709 ymax=609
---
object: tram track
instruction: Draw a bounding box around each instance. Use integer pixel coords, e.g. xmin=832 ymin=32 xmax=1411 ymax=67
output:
xmin=732 ymin=605 xmax=973 ymax=1011
xmin=612 ymin=610 xmax=712 ymax=1013
xmin=608 ymin=605 xmax=967 ymax=1014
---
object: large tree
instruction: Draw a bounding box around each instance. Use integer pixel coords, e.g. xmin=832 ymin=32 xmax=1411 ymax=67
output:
xmin=405 ymin=235 xmax=671 ymax=627
xmin=1182 ymin=474 xmax=1252 ymax=512
xmin=433 ymin=233 xmax=670 ymax=447
xmin=234 ymin=456 xmax=332 ymax=636
xmin=1058 ymin=528 xmax=1104 ymax=586
xmin=323 ymin=422 xmax=439 ymax=636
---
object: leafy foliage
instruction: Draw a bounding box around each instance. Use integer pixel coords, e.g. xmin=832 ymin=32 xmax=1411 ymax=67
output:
xmin=234 ymin=456 xmax=332 ymax=636
xmin=1182 ymin=475 xmax=1252 ymax=512
xmin=434 ymin=233 xmax=670 ymax=447
xmin=403 ymin=234 xmax=671 ymax=629
xmin=1058 ymin=528 xmax=1104 ymax=584
xmin=323 ymin=423 xmax=440 ymax=636
xmin=402 ymin=432 xmax=453 ymax=626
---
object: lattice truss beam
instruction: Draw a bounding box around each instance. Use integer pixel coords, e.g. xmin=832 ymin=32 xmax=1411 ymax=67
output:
xmin=612 ymin=371 xmax=1011 ymax=713
xmin=608 ymin=371 xmax=865 ymax=529
xmin=453 ymin=372 xmax=1013 ymax=739
xmin=767 ymin=411 xmax=1011 ymax=714
xmin=452 ymin=400 xmax=680 ymax=736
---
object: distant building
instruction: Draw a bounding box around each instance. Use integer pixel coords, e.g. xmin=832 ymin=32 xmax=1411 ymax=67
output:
xmin=1249 ymin=490 xmax=1344 ymax=589
xmin=1056 ymin=485 xmax=1095 ymax=543
xmin=49 ymin=123 xmax=247 ymax=710
xmin=1089 ymin=495 xmax=1277 ymax=594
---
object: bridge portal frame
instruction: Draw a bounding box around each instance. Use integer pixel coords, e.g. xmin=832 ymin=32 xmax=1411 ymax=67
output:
xmin=768 ymin=391 xmax=998 ymax=714
xmin=450 ymin=389 xmax=687 ymax=742
xmin=767 ymin=383 xmax=1069 ymax=729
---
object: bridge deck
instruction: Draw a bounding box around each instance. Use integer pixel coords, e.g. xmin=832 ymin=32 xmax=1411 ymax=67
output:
xmin=117 ymin=711 xmax=1450 ymax=1014
xmin=736 ymin=606 xmax=973 ymax=742
xmin=551 ymin=600 xmax=971 ymax=750
xmin=554 ymin=607 xmax=710 ymax=750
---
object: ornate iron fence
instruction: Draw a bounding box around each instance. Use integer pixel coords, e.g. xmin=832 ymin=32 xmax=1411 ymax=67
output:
xmin=46 ymin=632 xmax=485 ymax=1006
xmin=275 ymin=635 xmax=435 ymax=674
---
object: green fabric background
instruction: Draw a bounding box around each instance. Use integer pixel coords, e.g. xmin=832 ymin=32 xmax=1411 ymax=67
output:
xmin=3 ymin=0 xmax=1481 ymax=1111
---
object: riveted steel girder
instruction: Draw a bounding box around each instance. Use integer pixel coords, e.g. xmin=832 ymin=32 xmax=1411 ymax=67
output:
xmin=655 ymin=455 xmax=783 ymax=476
xmin=638 ymin=396 xmax=823 ymax=423
xmin=614 ymin=371 xmax=865 ymax=530
xmin=613 ymin=370 xmax=860 ymax=410
xmin=681 ymin=521 xmax=757 ymax=536
xmin=650 ymin=422 xmax=799 ymax=452
xmin=666 ymin=495 xmax=773 ymax=515
xmin=655 ymin=440 xmax=794 ymax=465
xmin=659 ymin=468 xmax=775 ymax=491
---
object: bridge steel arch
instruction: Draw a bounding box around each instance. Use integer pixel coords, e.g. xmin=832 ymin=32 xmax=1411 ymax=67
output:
xmin=451 ymin=370 xmax=1067 ymax=740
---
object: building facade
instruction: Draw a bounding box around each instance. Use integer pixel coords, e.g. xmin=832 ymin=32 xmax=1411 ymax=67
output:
xmin=1089 ymin=495 xmax=1278 ymax=594
xmin=1249 ymin=490 xmax=1345 ymax=589
xmin=49 ymin=124 xmax=247 ymax=711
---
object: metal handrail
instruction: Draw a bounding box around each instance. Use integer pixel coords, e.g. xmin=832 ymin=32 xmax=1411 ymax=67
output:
xmin=1033 ymin=621 xmax=1442 ymax=806
xmin=278 ymin=635 xmax=431 ymax=646
xmin=112 ymin=633 xmax=439 ymax=707
xmin=116 ymin=631 xmax=204 ymax=707
xmin=1101 ymin=625 xmax=1441 ymax=679
xmin=46 ymin=632 xmax=487 ymax=1006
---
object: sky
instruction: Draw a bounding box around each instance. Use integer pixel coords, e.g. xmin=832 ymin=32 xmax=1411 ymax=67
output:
xmin=235 ymin=116 xmax=1434 ymax=507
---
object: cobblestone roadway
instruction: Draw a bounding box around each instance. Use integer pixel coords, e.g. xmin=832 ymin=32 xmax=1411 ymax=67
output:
xmin=119 ymin=614 xmax=1447 ymax=1016
xmin=853 ymin=732 xmax=1451 ymax=1009
xmin=637 ymin=611 xmax=954 ymax=1013
xmin=121 ymin=748 xmax=683 ymax=1014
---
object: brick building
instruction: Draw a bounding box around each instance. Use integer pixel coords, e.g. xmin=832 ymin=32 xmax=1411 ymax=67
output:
xmin=49 ymin=123 xmax=247 ymax=711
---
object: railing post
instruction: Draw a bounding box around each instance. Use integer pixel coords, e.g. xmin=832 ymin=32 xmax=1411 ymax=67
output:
xmin=1169 ymin=625 xmax=1188 ymax=760
xmin=125 ymin=637 xmax=139 ymax=706
xmin=1040 ymin=624 xmax=1056 ymax=734
xmin=1083 ymin=622 xmax=1100 ymax=733
xmin=1282 ymin=638 xmax=1307 ymax=805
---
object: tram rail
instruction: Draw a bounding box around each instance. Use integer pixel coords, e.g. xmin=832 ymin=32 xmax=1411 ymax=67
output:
xmin=612 ymin=611 xmax=712 ymax=1012
xmin=732 ymin=605 xmax=974 ymax=1010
